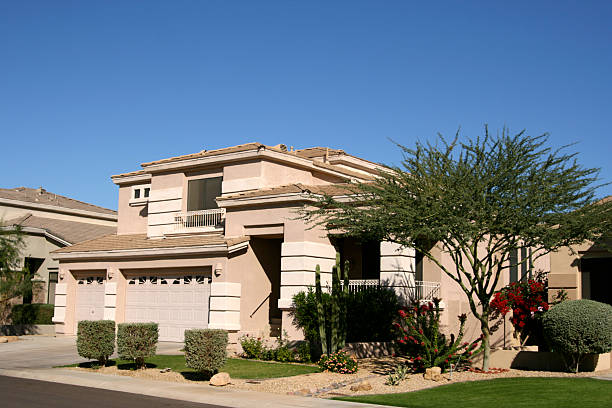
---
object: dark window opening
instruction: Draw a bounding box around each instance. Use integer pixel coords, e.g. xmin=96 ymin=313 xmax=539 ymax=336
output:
xmin=509 ymin=249 xmax=519 ymax=283
xmin=187 ymin=177 xmax=222 ymax=211
xmin=23 ymin=257 xmax=44 ymax=304
xmin=144 ymin=187 xmax=150 ymax=198
xmin=48 ymin=271 xmax=58 ymax=304
xmin=134 ymin=189 xmax=141 ymax=199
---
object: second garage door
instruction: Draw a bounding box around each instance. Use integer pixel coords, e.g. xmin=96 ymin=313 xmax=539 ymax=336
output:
xmin=125 ymin=274 xmax=211 ymax=342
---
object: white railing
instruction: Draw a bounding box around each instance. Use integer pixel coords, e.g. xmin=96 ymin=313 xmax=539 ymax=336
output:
xmin=338 ymin=279 xmax=441 ymax=301
xmin=413 ymin=281 xmax=441 ymax=302
xmin=173 ymin=208 xmax=226 ymax=231
xmin=342 ymin=279 xmax=380 ymax=293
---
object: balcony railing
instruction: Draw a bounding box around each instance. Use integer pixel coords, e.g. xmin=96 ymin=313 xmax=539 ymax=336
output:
xmin=339 ymin=279 xmax=441 ymax=302
xmin=173 ymin=208 xmax=226 ymax=231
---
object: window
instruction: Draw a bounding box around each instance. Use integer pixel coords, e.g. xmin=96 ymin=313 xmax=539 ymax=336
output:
xmin=509 ymin=247 xmax=532 ymax=283
xmin=187 ymin=177 xmax=222 ymax=211
xmin=48 ymin=271 xmax=58 ymax=304
xmin=130 ymin=184 xmax=151 ymax=205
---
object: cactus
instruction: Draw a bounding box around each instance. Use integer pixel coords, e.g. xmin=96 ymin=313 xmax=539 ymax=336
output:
xmin=314 ymin=255 xmax=350 ymax=356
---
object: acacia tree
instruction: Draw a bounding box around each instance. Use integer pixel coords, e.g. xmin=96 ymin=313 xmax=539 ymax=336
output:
xmin=302 ymin=127 xmax=611 ymax=370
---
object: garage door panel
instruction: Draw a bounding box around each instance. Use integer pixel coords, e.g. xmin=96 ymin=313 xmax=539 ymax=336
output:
xmin=126 ymin=275 xmax=211 ymax=342
xmin=76 ymin=277 xmax=105 ymax=322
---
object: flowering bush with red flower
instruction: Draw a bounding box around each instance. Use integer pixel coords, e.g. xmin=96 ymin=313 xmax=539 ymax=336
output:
xmin=490 ymin=279 xmax=549 ymax=346
xmin=394 ymin=298 xmax=481 ymax=372
xmin=318 ymin=350 xmax=358 ymax=374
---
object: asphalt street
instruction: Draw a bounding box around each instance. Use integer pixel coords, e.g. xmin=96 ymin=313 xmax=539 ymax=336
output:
xmin=0 ymin=375 xmax=227 ymax=408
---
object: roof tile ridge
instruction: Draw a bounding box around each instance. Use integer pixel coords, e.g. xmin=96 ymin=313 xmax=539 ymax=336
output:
xmin=48 ymin=192 xmax=117 ymax=214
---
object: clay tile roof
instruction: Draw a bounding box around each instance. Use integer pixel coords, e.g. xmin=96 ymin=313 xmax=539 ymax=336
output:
xmin=140 ymin=143 xmax=289 ymax=167
xmin=0 ymin=187 xmax=117 ymax=215
xmin=217 ymin=183 xmax=356 ymax=201
xmin=52 ymin=233 xmax=249 ymax=254
xmin=3 ymin=214 xmax=116 ymax=244
xmin=293 ymin=147 xmax=345 ymax=159
xmin=111 ymin=169 xmax=149 ymax=179
xmin=311 ymin=161 xmax=376 ymax=180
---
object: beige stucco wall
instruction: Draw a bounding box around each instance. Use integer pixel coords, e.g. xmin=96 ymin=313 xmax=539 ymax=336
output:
xmin=116 ymin=185 xmax=148 ymax=234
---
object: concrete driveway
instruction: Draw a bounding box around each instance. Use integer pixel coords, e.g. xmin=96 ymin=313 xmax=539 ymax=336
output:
xmin=0 ymin=335 xmax=184 ymax=369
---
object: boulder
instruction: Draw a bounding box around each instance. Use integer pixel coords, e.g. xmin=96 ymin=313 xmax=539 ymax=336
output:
xmin=424 ymin=367 xmax=442 ymax=381
xmin=0 ymin=337 xmax=8 ymax=344
xmin=209 ymin=372 xmax=231 ymax=386
xmin=350 ymin=381 xmax=373 ymax=392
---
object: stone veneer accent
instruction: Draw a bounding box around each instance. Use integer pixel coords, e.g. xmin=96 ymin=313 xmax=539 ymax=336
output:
xmin=208 ymin=282 xmax=241 ymax=330
xmin=278 ymin=241 xmax=337 ymax=309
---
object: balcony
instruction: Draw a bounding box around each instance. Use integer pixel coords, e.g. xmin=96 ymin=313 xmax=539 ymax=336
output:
xmin=342 ymin=279 xmax=441 ymax=302
xmin=172 ymin=208 xmax=226 ymax=233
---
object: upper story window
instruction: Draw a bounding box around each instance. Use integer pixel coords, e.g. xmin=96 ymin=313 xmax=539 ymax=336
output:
xmin=130 ymin=184 xmax=151 ymax=206
xmin=187 ymin=177 xmax=222 ymax=211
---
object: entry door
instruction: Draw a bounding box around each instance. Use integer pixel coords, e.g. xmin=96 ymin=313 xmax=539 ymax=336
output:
xmin=125 ymin=275 xmax=211 ymax=342
xmin=76 ymin=277 xmax=105 ymax=321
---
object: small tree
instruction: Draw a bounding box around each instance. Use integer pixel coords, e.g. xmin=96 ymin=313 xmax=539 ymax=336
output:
xmin=302 ymin=127 xmax=611 ymax=370
xmin=0 ymin=224 xmax=30 ymax=314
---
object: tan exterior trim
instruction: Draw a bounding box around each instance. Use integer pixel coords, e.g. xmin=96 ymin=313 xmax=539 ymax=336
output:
xmin=0 ymin=197 xmax=117 ymax=221
xmin=52 ymin=244 xmax=229 ymax=260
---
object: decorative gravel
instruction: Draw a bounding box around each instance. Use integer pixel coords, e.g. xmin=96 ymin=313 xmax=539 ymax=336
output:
xmin=68 ymin=356 xmax=612 ymax=399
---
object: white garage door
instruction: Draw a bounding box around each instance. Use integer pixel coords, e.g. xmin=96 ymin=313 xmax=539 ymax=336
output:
xmin=126 ymin=274 xmax=211 ymax=342
xmin=76 ymin=276 xmax=105 ymax=322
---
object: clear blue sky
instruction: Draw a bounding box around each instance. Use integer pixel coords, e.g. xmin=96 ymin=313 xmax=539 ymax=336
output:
xmin=1 ymin=1 xmax=611 ymax=210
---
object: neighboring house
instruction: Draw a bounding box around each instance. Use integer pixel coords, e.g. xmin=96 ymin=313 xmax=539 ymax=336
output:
xmin=49 ymin=143 xmax=570 ymax=345
xmin=0 ymin=187 xmax=117 ymax=320
xmin=547 ymin=196 xmax=611 ymax=306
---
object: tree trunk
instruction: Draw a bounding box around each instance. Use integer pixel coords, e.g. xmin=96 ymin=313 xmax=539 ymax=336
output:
xmin=481 ymin=321 xmax=491 ymax=371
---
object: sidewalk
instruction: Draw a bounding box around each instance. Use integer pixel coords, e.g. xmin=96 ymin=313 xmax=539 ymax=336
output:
xmin=0 ymin=366 xmax=385 ymax=408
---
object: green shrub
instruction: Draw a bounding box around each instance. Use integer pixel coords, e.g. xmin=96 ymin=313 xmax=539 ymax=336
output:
xmin=296 ymin=341 xmax=311 ymax=363
xmin=9 ymin=303 xmax=54 ymax=325
xmin=291 ymin=286 xmax=400 ymax=359
xmin=117 ymin=323 xmax=158 ymax=369
xmin=542 ymin=299 xmax=612 ymax=372
xmin=76 ymin=320 xmax=115 ymax=365
xmin=318 ymin=350 xmax=358 ymax=374
xmin=184 ymin=329 xmax=228 ymax=376
xmin=345 ymin=286 xmax=399 ymax=342
xmin=239 ymin=334 xmax=265 ymax=359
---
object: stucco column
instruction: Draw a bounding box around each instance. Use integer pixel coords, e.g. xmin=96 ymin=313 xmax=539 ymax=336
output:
xmin=52 ymin=266 xmax=77 ymax=335
xmin=278 ymin=241 xmax=336 ymax=339
xmin=380 ymin=241 xmax=416 ymax=304
xmin=103 ymin=267 xmax=119 ymax=321
xmin=209 ymin=282 xmax=241 ymax=330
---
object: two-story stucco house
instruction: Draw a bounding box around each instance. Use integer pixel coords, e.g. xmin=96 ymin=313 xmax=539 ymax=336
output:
xmin=52 ymin=143 xmax=446 ymax=342
xmin=0 ymin=187 xmax=117 ymax=321
xmin=56 ymin=142 xmax=580 ymax=347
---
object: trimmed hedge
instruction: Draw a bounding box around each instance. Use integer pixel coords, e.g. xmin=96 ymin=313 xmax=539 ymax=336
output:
xmin=76 ymin=320 xmax=115 ymax=365
xmin=9 ymin=303 xmax=54 ymax=325
xmin=542 ymin=299 xmax=612 ymax=372
xmin=117 ymin=323 xmax=159 ymax=369
xmin=184 ymin=329 xmax=228 ymax=376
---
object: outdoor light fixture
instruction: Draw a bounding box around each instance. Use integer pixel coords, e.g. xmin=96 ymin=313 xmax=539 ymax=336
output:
xmin=214 ymin=263 xmax=223 ymax=277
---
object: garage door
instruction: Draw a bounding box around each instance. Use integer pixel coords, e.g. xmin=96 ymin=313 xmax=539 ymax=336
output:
xmin=126 ymin=274 xmax=211 ymax=342
xmin=76 ymin=276 xmax=105 ymax=322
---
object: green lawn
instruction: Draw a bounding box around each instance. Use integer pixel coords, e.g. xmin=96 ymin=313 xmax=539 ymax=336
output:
xmin=335 ymin=377 xmax=612 ymax=408
xmin=67 ymin=354 xmax=319 ymax=379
